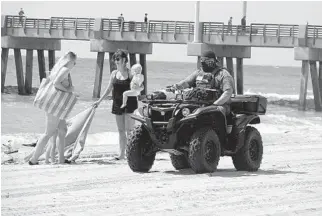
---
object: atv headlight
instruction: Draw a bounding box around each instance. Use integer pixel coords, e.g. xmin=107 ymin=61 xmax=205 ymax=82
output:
xmin=146 ymin=94 xmax=153 ymax=100
xmin=142 ymin=106 xmax=151 ymax=117
xmin=182 ymin=108 xmax=191 ymax=117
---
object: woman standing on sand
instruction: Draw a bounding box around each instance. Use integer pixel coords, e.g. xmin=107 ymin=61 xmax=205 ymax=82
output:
xmin=93 ymin=49 xmax=137 ymax=160
xmin=29 ymin=52 xmax=77 ymax=165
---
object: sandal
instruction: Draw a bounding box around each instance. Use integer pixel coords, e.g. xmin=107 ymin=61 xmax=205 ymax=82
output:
xmin=64 ymin=159 xmax=71 ymax=164
xmin=22 ymin=142 xmax=36 ymax=147
xmin=28 ymin=160 xmax=39 ymax=165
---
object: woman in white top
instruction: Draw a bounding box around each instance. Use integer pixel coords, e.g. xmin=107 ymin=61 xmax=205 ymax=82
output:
xmin=29 ymin=52 xmax=77 ymax=165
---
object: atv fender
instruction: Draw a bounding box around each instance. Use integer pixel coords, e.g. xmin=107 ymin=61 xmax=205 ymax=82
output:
xmin=235 ymin=114 xmax=260 ymax=130
xmin=234 ymin=115 xmax=260 ymax=153
xmin=180 ymin=106 xmax=228 ymax=147
xmin=130 ymin=114 xmax=178 ymax=149
xmin=180 ymin=105 xmax=226 ymax=126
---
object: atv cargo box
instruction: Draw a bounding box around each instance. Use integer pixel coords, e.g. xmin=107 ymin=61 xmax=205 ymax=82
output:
xmin=230 ymin=95 xmax=267 ymax=115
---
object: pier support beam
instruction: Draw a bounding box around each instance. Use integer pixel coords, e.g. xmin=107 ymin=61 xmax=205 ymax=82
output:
xmin=299 ymin=60 xmax=309 ymax=111
xmin=37 ymin=50 xmax=46 ymax=82
xmin=109 ymin=52 xmax=116 ymax=73
xmin=295 ymin=47 xmax=322 ymax=111
xmin=1 ymin=36 xmax=61 ymax=89
xmin=236 ymin=58 xmax=244 ymax=95
xmin=226 ymin=57 xmax=234 ymax=76
xmin=1 ymin=48 xmax=9 ymax=92
xmin=309 ymin=61 xmax=322 ymax=111
xmin=25 ymin=49 xmax=33 ymax=94
xmin=140 ymin=54 xmax=147 ymax=95
xmin=14 ymin=49 xmax=26 ymax=95
xmin=93 ymin=52 xmax=105 ymax=98
xmin=319 ymin=61 xmax=322 ymax=103
xmin=226 ymin=57 xmax=235 ymax=94
xmin=90 ymin=40 xmax=152 ymax=55
xmin=217 ymin=57 xmax=224 ymax=67
xmin=129 ymin=53 xmax=137 ymax=67
xmin=193 ymin=1 xmax=201 ymax=43
xmin=197 ymin=56 xmax=201 ymax=69
xmin=1 ymin=36 xmax=61 ymax=50
xmin=48 ymin=50 xmax=55 ymax=71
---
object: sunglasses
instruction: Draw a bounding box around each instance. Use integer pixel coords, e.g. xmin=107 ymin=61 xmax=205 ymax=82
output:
xmin=200 ymin=58 xmax=214 ymax=63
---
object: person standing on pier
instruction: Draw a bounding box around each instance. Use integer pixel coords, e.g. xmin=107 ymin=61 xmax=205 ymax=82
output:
xmin=92 ymin=49 xmax=138 ymax=160
xmin=144 ymin=13 xmax=148 ymax=31
xmin=118 ymin=13 xmax=124 ymax=30
xmin=18 ymin=8 xmax=24 ymax=26
xmin=228 ymin=17 xmax=233 ymax=35
xmin=29 ymin=52 xmax=78 ymax=165
xmin=241 ymin=16 xmax=246 ymax=34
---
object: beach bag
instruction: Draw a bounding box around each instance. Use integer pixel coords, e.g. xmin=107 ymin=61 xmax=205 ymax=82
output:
xmin=33 ymin=78 xmax=77 ymax=120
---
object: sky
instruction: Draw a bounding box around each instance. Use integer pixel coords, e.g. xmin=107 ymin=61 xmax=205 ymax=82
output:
xmin=1 ymin=0 xmax=322 ymax=66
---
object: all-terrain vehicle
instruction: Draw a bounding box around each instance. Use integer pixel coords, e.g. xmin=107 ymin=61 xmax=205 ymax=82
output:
xmin=126 ymin=87 xmax=267 ymax=174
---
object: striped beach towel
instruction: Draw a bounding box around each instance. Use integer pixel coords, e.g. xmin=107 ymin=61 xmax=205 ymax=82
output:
xmin=33 ymin=78 xmax=77 ymax=120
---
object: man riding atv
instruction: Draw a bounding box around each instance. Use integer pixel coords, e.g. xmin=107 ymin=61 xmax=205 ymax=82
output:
xmin=173 ymin=50 xmax=234 ymax=116
xmin=126 ymin=50 xmax=266 ymax=174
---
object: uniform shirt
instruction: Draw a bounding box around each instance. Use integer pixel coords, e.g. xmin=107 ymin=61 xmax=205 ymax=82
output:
xmin=176 ymin=68 xmax=235 ymax=103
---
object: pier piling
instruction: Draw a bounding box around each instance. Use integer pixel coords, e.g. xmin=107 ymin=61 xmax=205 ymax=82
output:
xmin=14 ymin=48 xmax=26 ymax=95
xmin=129 ymin=53 xmax=137 ymax=67
xmin=140 ymin=54 xmax=147 ymax=95
xmin=48 ymin=50 xmax=55 ymax=71
xmin=319 ymin=61 xmax=322 ymax=103
xmin=236 ymin=58 xmax=244 ymax=95
xmin=217 ymin=57 xmax=224 ymax=67
xmin=299 ymin=60 xmax=309 ymax=111
xmin=25 ymin=49 xmax=33 ymax=94
xmin=309 ymin=61 xmax=322 ymax=111
xmin=226 ymin=57 xmax=235 ymax=94
xmin=37 ymin=50 xmax=46 ymax=82
xmin=197 ymin=56 xmax=201 ymax=69
xmin=93 ymin=52 xmax=105 ymax=98
xmin=1 ymin=48 xmax=9 ymax=92
xmin=109 ymin=52 xmax=116 ymax=73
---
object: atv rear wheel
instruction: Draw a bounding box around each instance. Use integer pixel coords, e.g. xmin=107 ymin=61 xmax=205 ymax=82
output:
xmin=170 ymin=153 xmax=190 ymax=170
xmin=188 ymin=127 xmax=221 ymax=173
xmin=126 ymin=124 xmax=156 ymax=172
xmin=232 ymin=126 xmax=263 ymax=171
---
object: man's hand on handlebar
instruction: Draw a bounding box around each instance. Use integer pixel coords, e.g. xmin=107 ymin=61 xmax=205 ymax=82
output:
xmin=165 ymin=85 xmax=177 ymax=93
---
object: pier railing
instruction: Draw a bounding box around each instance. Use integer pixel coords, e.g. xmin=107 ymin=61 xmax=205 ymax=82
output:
xmin=203 ymin=23 xmax=299 ymax=37
xmin=2 ymin=15 xmax=322 ymax=46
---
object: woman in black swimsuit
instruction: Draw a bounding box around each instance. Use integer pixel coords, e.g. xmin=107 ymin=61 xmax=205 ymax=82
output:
xmin=93 ymin=49 xmax=137 ymax=160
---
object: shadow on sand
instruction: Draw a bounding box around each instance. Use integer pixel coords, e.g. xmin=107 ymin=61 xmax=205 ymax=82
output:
xmin=164 ymin=168 xmax=307 ymax=177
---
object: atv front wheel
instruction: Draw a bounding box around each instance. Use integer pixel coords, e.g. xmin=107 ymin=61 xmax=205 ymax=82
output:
xmin=170 ymin=153 xmax=190 ymax=170
xmin=232 ymin=126 xmax=263 ymax=171
xmin=188 ymin=127 xmax=221 ymax=173
xmin=126 ymin=125 xmax=156 ymax=172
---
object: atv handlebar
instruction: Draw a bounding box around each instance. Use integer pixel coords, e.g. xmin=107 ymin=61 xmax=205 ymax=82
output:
xmin=141 ymin=98 xmax=214 ymax=106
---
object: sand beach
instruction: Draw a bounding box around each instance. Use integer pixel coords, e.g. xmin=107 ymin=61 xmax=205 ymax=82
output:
xmin=1 ymin=126 xmax=322 ymax=215
xmin=2 ymin=58 xmax=322 ymax=215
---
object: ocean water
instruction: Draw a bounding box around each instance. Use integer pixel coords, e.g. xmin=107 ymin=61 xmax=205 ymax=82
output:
xmin=1 ymin=56 xmax=322 ymax=136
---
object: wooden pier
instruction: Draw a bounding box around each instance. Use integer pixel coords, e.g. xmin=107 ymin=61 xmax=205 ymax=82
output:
xmin=1 ymin=15 xmax=322 ymax=111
